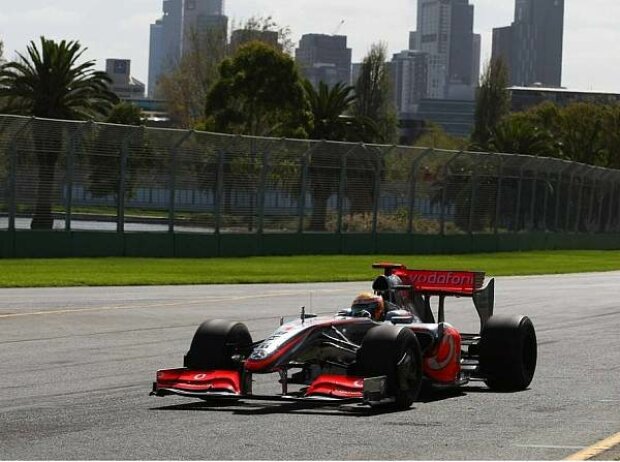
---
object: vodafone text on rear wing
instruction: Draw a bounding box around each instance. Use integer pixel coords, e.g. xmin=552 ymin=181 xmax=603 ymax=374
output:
xmin=372 ymin=263 xmax=495 ymax=328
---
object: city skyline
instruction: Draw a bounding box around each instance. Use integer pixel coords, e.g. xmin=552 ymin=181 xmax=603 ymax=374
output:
xmin=0 ymin=0 xmax=618 ymax=93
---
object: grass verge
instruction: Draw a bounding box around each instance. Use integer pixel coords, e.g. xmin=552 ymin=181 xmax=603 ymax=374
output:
xmin=0 ymin=251 xmax=619 ymax=288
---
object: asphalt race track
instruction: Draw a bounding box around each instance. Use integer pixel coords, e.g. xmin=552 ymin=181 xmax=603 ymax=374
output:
xmin=0 ymin=272 xmax=619 ymax=460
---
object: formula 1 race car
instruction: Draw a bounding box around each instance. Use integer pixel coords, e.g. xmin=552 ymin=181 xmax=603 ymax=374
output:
xmin=151 ymin=263 xmax=537 ymax=410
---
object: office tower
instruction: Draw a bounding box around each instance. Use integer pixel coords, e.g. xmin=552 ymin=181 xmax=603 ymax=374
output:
xmin=471 ymin=33 xmax=481 ymax=87
xmin=410 ymin=0 xmax=477 ymax=99
xmin=148 ymin=20 xmax=164 ymax=97
xmin=492 ymin=0 xmax=565 ymax=87
xmin=391 ymin=50 xmax=429 ymax=114
xmin=295 ymin=34 xmax=352 ymax=88
xmin=148 ymin=0 xmax=183 ymax=96
xmin=106 ymin=59 xmax=145 ymax=100
xmin=148 ymin=0 xmax=227 ymax=96
xmin=230 ymin=29 xmax=281 ymax=52
xmin=182 ymin=0 xmax=228 ymax=55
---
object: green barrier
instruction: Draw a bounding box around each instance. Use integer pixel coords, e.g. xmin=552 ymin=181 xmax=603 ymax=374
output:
xmin=175 ymin=234 xmax=218 ymax=258
xmin=0 ymin=230 xmax=619 ymax=259
xmin=124 ymin=233 xmax=175 ymax=258
xmin=72 ymin=232 xmax=124 ymax=257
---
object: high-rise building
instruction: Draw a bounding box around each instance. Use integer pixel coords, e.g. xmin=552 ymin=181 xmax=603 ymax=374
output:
xmin=471 ymin=33 xmax=481 ymax=87
xmin=230 ymin=29 xmax=281 ymax=52
xmin=391 ymin=50 xmax=429 ymax=114
xmin=106 ymin=59 xmax=146 ymax=100
xmin=492 ymin=0 xmax=565 ymax=87
xmin=295 ymin=34 xmax=352 ymax=88
xmin=148 ymin=0 xmax=183 ymax=96
xmin=410 ymin=0 xmax=478 ymax=99
xmin=148 ymin=0 xmax=227 ymax=96
xmin=182 ymin=0 xmax=228 ymax=54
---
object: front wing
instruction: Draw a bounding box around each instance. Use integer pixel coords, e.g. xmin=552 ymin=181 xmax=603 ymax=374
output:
xmin=151 ymin=368 xmax=390 ymax=405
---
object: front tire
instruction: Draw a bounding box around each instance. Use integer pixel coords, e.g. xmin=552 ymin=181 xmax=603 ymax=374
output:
xmin=480 ymin=315 xmax=537 ymax=391
xmin=184 ymin=319 xmax=253 ymax=371
xmin=357 ymin=325 xmax=423 ymax=409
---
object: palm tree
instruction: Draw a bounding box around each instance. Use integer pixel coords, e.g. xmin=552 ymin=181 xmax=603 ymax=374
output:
xmin=304 ymin=80 xmax=356 ymax=141
xmin=489 ymin=116 xmax=556 ymax=157
xmin=302 ymin=80 xmax=384 ymax=231
xmin=0 ymin=37 xmax=117 ymax=229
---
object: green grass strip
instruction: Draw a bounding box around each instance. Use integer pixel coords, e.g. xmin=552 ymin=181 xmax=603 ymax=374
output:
xmin=0 ymin=251 xmax=619 ymax=288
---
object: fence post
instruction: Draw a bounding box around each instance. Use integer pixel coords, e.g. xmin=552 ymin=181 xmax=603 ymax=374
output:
xmin=407 ymin=148 xmax=433 ymax=235
xmin=598 ymin=174 xmax=612 ymax=233
xmin=337 ymin=145 xmax=357 ymax=234
xmin=372 ymin=146 xmax=393 ymax=237
xmin=564 ymin=168 xmax=577 ymax=231
xmin=8 ymin=118 xmax=34 ymax=234
xmin=297 ymin=142 xmax=324 ymax=234
xmin=606 ymin=176 xmax=617 ymax=232
xmin=257 ymin=150 xmax=270 ymax=235
xmin=573 ymin=167 xmax=588 ymax=233
xmin=117 ymin=128 xmax=135 ymax=234
xmin=528 ymin=160 xmax=541 ymax=231
xmin=553 ymin=164 xmax=569 ymax=232
xmin=494 ymin=156 xmax=504 ymax=235
xmin=214 ymin=149 xmax=225 ymax=235
xmin=168 ymin=130 xmax=194 ymax=234
xmin=615 ymin=174 xmax=620 ymax=232
xmin=586 ymin=171 xmax=599 ymax=233
xmin=440 ymin=151 xmax=464 ymax=236
xmin=467 ymin=158 xmax=478 ymax=235
xmin=613 ymin=174 xmax=620 ymax=232
xmin=297 ymin=145 xmax=311 ymax=234
xmin=64 ymin=121 xmax=91 ymax=232
xmin=514 ymin=157 xmax=536 ymax=233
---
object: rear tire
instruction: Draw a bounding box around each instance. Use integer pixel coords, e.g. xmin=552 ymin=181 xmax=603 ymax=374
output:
xmin=357 ymin=325 xmax=423 ymax=409
xmin=184 ymin=319 xmax=253 ymax=371
xmin=480 ymin=315 xmax=537 ymax=391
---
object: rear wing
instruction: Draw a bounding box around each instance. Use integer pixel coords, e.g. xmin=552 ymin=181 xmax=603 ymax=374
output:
xmin=373 ymin=263 xmax=494 ymax=328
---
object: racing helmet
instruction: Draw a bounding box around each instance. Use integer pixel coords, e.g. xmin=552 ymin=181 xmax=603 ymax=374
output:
xmin=350 ymin=292 xmax=385 ymax=321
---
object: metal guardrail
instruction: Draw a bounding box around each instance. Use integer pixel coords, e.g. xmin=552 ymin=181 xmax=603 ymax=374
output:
xmin=1 ymin=114 xmax=619 ymax=236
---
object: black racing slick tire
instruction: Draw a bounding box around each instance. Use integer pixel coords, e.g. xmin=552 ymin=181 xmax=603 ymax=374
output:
xmin=184 ymin=319 xmax=253 ymax=371
xmin=480 ymin=315 xmax=537 ymax=392
xmin=357 ymin=325 xmax=423 ymax=410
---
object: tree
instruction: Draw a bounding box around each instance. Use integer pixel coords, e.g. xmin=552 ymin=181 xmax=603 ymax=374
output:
xmin=558 ymin=102 xmax=606 ymax=166
xmin=303 ymin=80 xmax=357 ymax=141
xmin=229 ymin=16 xmax=294 ymax=55
xmin=472 ymin=57 xmax=510 ymax=150
xmin=353 ymin=43 xmax=398 ymax=144
xmin=0 ymin=37 xmax=117 ymax=229
xmin=488 ymin=113 xmax=556 ymax=157
xmin=158 ymin=16 xmax=291 ymax=129
xmin=414 ymin=124 xmax=469 ymax=150
xmin=602 ymin=104 xmax=620 ymax=169
xmin=205 ymin=41 xmax=311 ymax=138
xmin=88 ymin=102 xmax=147 ymax=200
xmin=157 ymin=25 xmax=228 ymax=128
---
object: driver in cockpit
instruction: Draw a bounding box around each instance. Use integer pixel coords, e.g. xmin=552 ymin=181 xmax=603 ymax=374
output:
xmin=349 ymin=292 xmax=385 ymax=321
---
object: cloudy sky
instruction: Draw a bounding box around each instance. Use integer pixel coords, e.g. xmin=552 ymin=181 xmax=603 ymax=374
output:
xmin=1 ymin=0 xmax=618 ymax=93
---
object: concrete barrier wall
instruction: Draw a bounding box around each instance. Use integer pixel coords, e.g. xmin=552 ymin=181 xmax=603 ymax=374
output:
xmin=1 ymin=231 xmax=619 ymax=258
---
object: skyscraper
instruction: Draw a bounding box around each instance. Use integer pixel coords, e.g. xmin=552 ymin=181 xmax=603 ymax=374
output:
xmin=148 ymin=0 xmax=227 ymax=96
xmin=391 ymin=50 xmax=429 ymax=114
xmin=295 ymin=34 xmax=352 ymax=88
xmin=492 ymin=0 xmax=565 ymax=87
xmin=410 ymin=0 xmax=478 ymax=99
xmin=182 ymin=0 xmax=228 ymax=55
xmin=148 ymin=0 xmax=183 ymax=97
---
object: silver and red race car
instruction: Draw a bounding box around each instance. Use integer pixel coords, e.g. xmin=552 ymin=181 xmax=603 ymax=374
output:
xmin=151 ymin=263 xmax=537 ymax=410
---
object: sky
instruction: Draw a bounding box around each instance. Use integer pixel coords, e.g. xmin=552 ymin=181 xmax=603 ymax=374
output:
xmin=0 ymin=0 xmax=619 ymax=93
